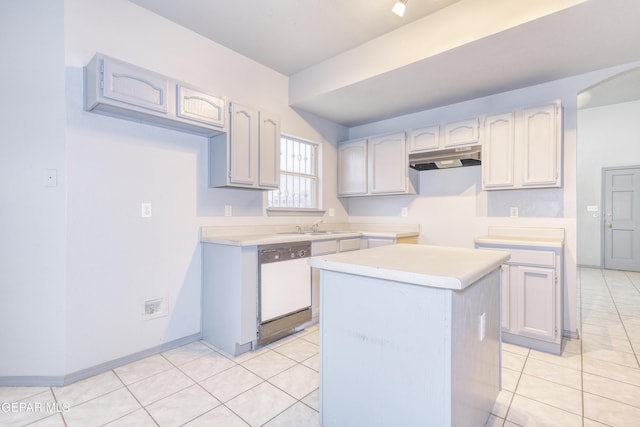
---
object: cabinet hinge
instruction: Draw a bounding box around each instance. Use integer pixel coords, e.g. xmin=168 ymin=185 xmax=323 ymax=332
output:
xmin=555 ymin=327 xmax=558 ymax=338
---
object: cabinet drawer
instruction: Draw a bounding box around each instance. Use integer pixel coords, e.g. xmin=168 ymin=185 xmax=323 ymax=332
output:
xmin=312 ymin=240 xmax=338 ymax=256
xmin=478 ymin=246 xmax=555 ymax=267
xmin=508 ymin=249 xmax=555 ymax=267
xmin=339 ymin=238 xmax=361 ymax=252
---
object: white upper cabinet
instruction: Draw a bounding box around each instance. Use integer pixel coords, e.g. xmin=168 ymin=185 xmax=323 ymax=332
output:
xmin=482 ymin=101 xmax=562 ymax=191
xmin=408 ymin=118 xmax=479 ymax=154
xmin=337 ymin=139 xmax=368 ymax=196
xmin=482 ymin=112 xmax=515 ymax=189
xmin=85 ymin=53 xmax=226 ymax=136
xmin=258 ymin=111 xmax=281 ymax=188
xmin=100 ymin=57 xmax=169 ymax=113
xmin=209 ymin=102 xmax=280 ymax=190
xmin=444 ymin=118 xmax=479 ymax=147
xmin=408 ymin=125 xmax=440 ymax=152
xmin=229 ymin=102 xmax=258 ymax=186
xmin=176 ymin=84 xmax=225 ymax=128
xmin=369 ymin=133 xmax=408 ymax=194
xmin=338 ymin=132 xmax=416 ymax=197
xmin=521 ymin=103 xmax=560 ymax=187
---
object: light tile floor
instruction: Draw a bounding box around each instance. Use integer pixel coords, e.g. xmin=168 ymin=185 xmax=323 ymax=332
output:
xmin=1 ymin=268 xmax=639 ymax=426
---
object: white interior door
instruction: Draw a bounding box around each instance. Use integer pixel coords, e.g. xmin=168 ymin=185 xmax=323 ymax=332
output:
xmin=603 ymin=166 xmax=640 ymax=271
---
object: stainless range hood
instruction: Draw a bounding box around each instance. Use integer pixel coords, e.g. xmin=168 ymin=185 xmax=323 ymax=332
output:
xmin=409 ymin=144 xmax=482 ymax=171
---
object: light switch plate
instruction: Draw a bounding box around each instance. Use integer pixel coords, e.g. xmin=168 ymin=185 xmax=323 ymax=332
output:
xmin=141 ymin=203 xmax=152 ymax=218
xmin=44 ymin=169 xmax=57 ymax=187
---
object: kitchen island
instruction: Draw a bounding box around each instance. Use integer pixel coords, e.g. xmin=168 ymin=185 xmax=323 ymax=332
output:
xmin=309 ymin=244 xmax=510 ymax=427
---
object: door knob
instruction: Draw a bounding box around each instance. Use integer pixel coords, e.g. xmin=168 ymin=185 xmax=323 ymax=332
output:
xmin=607 ymin=223 xmax=612 ymax=228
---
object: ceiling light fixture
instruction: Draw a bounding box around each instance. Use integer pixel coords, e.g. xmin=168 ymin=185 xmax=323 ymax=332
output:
xmin=392 ymin=0 xmax=408 ymax=17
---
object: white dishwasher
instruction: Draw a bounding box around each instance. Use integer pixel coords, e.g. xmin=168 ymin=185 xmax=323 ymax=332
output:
xmin=257 ymin=241 xmax=312 ymax=345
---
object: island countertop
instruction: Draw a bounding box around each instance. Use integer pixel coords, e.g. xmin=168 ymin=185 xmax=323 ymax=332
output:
xmin=309 ymin=244 xmax=510 ymax=290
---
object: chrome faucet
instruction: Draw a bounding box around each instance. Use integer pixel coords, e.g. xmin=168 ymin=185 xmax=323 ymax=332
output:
xmin=296 ymin=219 xmax=323 ymax=234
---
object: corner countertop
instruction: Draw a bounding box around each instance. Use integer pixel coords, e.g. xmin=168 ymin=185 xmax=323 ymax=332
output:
xmin=308 ymin=244 xmax=510 ymax=291
xmin=200 ymin=223 xmax=420 ymax=246
xmin=474 ymin=226 xmax=565 ymax=249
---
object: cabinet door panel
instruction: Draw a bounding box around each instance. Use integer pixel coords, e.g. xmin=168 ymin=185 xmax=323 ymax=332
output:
xmin=522 ymin=103 xmax=559 ymax=186
xmin=515 ymin=266 xmax=555 ymax=341
xmin=338 ymin=140 xmax=368 ymax=195
xmin=176 ymin=85 xmax=225 ymax=127
xmin=102 ymin=58 xmax=169 ymax=113
xmin=408 ymin=126 xmax=440 ymax=152
xmin=444 ymin=118 xmax=478 ymax=147
xmin=258 ymin=112 xmax=281 ymax=188
xmin=482 ymin=113 xmax=515 ymax=189
xmin=229 ymin=103 xmax=258 ymax=186
xmin=369 ymin=133 xmax=407 ymax=194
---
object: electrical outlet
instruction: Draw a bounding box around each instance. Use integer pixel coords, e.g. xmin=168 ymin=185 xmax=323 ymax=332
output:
xmin=479 ymin=312 xmax=486 ymax=341
xmin=141 ymin=203 xmax=152 ymax=218
xmin=44 ymin=169 xmax=57 ymax=187
xmin=401 ymin=207 xmax=408 ymax=217
xmin=143 ymin=297 xmax=168 ymax=319
xmin=224 ymin=205 xmax=232 ymax=217
xmin=328 ymin=208 xmax=335 ymax=217
xmin=587 ymin=205 xmax=599 ymax=212
xmin=509 ymin=207 xmax=519 ymax=217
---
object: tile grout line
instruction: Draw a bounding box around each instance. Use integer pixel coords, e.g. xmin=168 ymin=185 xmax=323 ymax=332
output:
xmin=580 ymin=267 xmax=586 ymax=427
xmin=601 ymin=271 xmax=640 ymax=369
xmin=110 ymin=367 xmax=160 ymax=427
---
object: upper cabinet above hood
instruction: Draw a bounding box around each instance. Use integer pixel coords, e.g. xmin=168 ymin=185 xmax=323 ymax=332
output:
xmin=409 ymin=144 xmax=482 ymax=170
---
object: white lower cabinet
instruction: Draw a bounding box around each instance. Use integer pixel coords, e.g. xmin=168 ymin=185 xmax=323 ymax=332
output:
xmin=360 ymin=237 xmax=395 ymax=249
xmin=512 ymin=265 xmax=556 ymax=341
xmin=475 ymin=242 xmax=563 ymax=354
xmin=201 ymin=244 xmax=258 ymax=356
xmin=311 ymin=237 xmax=361 ymax=319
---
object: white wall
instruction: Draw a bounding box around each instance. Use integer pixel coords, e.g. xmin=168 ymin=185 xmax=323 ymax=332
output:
xmin=61 ymin=0 xmax=347 ymax=375
xmin=577 ymin=99 xmax=640 ymax=267
xmin=0 ymin=0 xmax=67 ymax=379
xmin=1 ymin=0 xmax=345 ymax=381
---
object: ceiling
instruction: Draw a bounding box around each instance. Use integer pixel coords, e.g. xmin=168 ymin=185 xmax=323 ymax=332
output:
xmin=130 ymin=0 xmax=640 ymax=126
xmin=129 ymin=0 xmax=464 ymax=76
